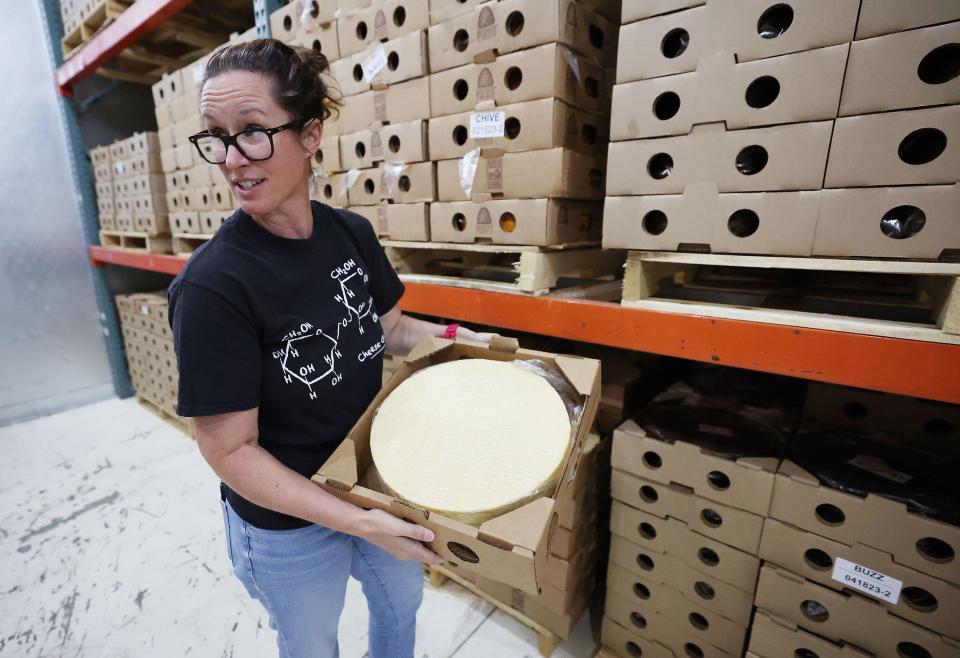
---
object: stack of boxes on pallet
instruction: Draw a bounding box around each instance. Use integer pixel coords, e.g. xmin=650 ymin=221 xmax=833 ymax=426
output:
xmin=750 ymin=383 xmax=960 ymax=658
xmin=603 ymin=0 xmax=960 ymax=259
xmin=463 ymin=431 xmax=610 ymax=644
xmin=92 ymin=132 xmax=171 ymax=253
xmin=267 ymin=0 xmax=624 ymax=293
xmin=151 ymin=30 xmax=258 ymax=256
xmin=114 ymin=293 xmax=190 ymax=431
xmin=601 ymin=381 xmax=791 ymax=658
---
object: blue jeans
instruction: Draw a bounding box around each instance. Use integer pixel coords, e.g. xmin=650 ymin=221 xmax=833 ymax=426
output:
xmin=222 ymin=498 xmax=424 ymax=658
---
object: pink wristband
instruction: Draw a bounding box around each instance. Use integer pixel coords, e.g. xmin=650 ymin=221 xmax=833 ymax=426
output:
xmin=442 ymin=323 xmax=460 ymax=339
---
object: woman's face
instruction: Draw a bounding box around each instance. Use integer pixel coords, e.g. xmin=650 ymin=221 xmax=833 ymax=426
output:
xmin=199 ymin=70 xmax=319 ymax=217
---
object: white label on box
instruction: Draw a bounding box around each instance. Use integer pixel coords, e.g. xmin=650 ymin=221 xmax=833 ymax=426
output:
xmin=469 ymin=111 xmax=506 ymax=139
xmin=192 ymin=64 xmax=204 ymax=84
xmin=831 ymin=557 xmax=902 ymax=605
xmin=140 ymin=304 xmax=149 ymax=315
xmin=362 ymin=44 xmax=388 ymax=82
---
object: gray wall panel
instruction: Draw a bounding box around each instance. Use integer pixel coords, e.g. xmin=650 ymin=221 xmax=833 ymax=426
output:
xmin=0 ymin=3 xmax=113 ymax=424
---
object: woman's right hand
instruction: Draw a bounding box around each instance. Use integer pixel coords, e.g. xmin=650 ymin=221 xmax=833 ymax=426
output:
xmin=357 ymin=508 xmax=444 ymax=564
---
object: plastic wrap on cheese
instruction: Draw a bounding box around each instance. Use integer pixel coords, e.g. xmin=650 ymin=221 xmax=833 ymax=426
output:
xmin=369 ymin=358 xmax=575 ymax=525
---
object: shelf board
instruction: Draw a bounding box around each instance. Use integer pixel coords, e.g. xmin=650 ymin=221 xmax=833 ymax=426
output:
xmin=88 ymin=245 xmax=960 ymax=404
xmin=56 ymin=0 xmax=194 ymax=95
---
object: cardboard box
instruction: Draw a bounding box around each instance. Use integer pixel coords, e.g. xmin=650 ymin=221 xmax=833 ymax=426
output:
xmin=158 ymin=125 xmax=176 ymax=152
xmin=312 ymin=172 xmax=351 ymax=206
xmin=132 ymin=193 xmax=168 ymax=216
xmin=855 ymin=0 xmax=960 ymax=39
xmin=812 ymin=185 xmax=960 ymax=260
xmin=610 ymin=419 xmax=779 ymax=517
xmin=616 ymin=0 xmax=860 ymax=85
xmin=270 ymin=1 xmax=304 ymax=45
xmin=611 ymin=46 xmax=848 ymax=141
xmin=160 ymin=147 xmax=177 ymax=174
xmin=211 ymin=184 xmax=234 ymax=211
xmin=173 ymin=143 xmax=195 ymax=171
xmin=299 ymin=21 xmax=341 ymax=62
xmin=608 ymin=533 xmax=754 ymax=626
xmin=429 ymin=0 xmax=620 ymax=24
xmin=311 ymin=336 xmax=601 ymax=594
xmin=349 ymin=202 xmax=431 ymax=240
xmin=429 ymin=98 xmax=607 ymax=160
xmin=770 ymin=459 xmax=960 ymax=587
xmin=90 ymin=145 xmax=111 ymax=167
xmin=127 ymin=131 xmax=160 ymax=156
xmin=312 ymin=137 xmax=343 ymax=175
xmin=428 ymin=0 xmax=617 ymax=74
xmin=330 ymin=30 xmax=428 ymax=96
xmin=611 ymin=468 xmax=764 ymax=555
xmin=436 ymin=148 xmax=605 ymax=201
xmin=826 ymin=105 xmax=960 ymax=188
xmin=134 ymin=213 xmax=170 ymax=236
xmin=428 ymin=43 xmax=608 ymax=118
xmin=341 ymin=120 xmax=427 ymax=170
xmin=542 ymin=541 xmax=597 ymax=591
xmin=128 ymin=173 xmax=166 ymax=197
xmin=430 ymin=199 xmax=602 ymax=245
xmin=748 ymin=610 xmax=872 ymax=658
xmin=472 ymin=569 xmax=594 ymax=638
xmin=755 ymin=565 xmax=960 ymax=658
xmin=610 ymin=500 xmax=761 ymax=594
xmin=841 ymin=22 xmax=960 ymax=116
xmin=551 ymin=504 xmax=598 ymax=559
xmin=338 ymin=0 xmax=430 ymax=57
xmin=337 ymin=76 xmax=431 ymax=133
xmin=94 ymin=163 xmax=113 ymax=182
xmin=760 ymin=517 xmax=960 ymax=638
xmin=608 ymin=121 xmax=832 ymax=195
xmin=171 ymin=93 xmax=198 ymax=124
xmin=803 ymin=382 xmax=960 ymax=453
xmin=174 ymin=115 xmax=203 ymax=145
xmin=600 ymin=617 xmax=675 ymax=658
xmin=199 ymin=210 xmax=233 ymax=234
xmin=620 ymin=0 xmax=701 ymax=23
xmin=155 ymin=102 xmax=174 ymax=131
xmin=604 ymin=589 xmax=743 ymax=657
xmin=170 ymin=211 xmax=201 ymax=234
xmin=602 ymin=187 xmax=819 ymax=255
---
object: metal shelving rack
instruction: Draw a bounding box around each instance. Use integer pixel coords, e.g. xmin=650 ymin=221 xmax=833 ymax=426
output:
xmin=59 ymin=1 xmax=960 ymax=406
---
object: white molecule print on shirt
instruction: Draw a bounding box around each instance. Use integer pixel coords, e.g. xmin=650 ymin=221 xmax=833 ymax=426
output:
xmin=272 ymin=258 xmax=382 ymax=401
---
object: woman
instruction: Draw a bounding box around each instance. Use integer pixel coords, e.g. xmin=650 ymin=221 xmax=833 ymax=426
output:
xmin=168 ymin=39 xmax=494 ymax=658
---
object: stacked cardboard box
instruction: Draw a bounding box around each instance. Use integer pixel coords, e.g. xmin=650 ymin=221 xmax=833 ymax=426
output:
xmin=92 ymin=133 xmax=170 ymax=241
xmin=151 ymin=29 xmax=260 ymax=253
xmin=815 ymin=5 xmax=960 ymax=259
xmin=115 ymin=293 xmax=189 ymax=431
xmin=265 ymin=2 xmax=350 ymax=208
xmin=446 ymin=431 xmax=609 ymax=641
xmin=601 ymin=382 xmax=791 ymax=658
xmin=421 ymin=0 xmax=618 ymax=246
xmin=750 ymin=382 xmax=960 ymax=658
xmin=603 ymin=1 xmax=960 ymax=260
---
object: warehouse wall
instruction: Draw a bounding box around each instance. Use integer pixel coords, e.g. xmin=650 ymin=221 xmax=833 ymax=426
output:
xmin=0 ymin=4 xmax=114 ymax=425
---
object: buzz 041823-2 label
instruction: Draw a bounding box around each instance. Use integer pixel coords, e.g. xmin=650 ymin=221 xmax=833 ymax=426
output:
xmin=830 ymin=556 xmax=902 ymax=605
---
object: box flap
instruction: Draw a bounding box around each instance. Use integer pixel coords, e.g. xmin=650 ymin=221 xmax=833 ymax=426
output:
xmin=316 ymin=439 xmax=359 ymax=486
xmin=405 ymin=335 xmax=452 ymax=362
xmin=479 ymin=496 xmax=554 ymax=550
xmin=554 ymin=354 xmax=601 ymax=396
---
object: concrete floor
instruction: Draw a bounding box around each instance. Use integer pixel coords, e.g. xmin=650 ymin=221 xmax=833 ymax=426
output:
xmin=0 ymin=397 xmax=598 ymax=657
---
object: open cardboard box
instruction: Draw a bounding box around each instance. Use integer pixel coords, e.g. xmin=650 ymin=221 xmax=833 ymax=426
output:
xmin=311 ymin=335 xmax=601 ymax=594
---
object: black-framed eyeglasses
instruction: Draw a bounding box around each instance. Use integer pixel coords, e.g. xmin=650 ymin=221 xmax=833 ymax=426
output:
xmin=188 ymin=117 xmax=312 ymax=164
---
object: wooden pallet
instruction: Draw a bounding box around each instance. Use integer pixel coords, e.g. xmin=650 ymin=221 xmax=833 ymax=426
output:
xmin=136 ymin=394 xmax=194 ymax=439
xmin=425 ymin=565 xmax=561 ymax=657
xmin=623 ymin=251 xmax=960 ymax=345
xmin=383 ymin=241 xmax=625 ymax=296
xmin=61 ymin=22 xmax=84 ymax=58
xmin=81 ymin=0 xmax=130 ymax=40
xmin=100 ymin=230 xmax=172 ymax=253
xmin=172 ymin=233 xmax=214 ymax=256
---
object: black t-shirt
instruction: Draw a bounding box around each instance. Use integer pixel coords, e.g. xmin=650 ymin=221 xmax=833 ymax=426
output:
xmin=168 ymin=201 xmax=404 ymax=529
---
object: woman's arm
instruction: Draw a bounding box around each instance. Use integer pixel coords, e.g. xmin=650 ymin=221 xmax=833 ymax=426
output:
xmin=380 ymin=306 xmax=495 ymax=356
xmin=195 ymin=408 xmax=441 ymax=563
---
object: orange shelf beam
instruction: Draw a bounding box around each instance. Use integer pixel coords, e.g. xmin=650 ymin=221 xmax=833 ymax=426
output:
xmin=56 ymin=0 xmax=195 ymax=95
xmin=89 ymin=245 xmax=960 ymax=404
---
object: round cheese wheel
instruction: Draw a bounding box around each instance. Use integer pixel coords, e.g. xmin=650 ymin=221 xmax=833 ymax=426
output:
xmin=369 ymin=359 xmax=572 ymax=525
